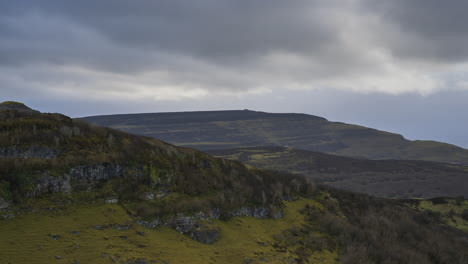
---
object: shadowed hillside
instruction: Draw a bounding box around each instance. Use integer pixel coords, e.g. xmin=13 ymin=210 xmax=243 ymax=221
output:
xmin=208 ymin=147 xmax=468 ymax=198
xmin=1 ymin=103 xmax=468 ymax=263
xmin=83 ymin=110 xmax=468 ymax=164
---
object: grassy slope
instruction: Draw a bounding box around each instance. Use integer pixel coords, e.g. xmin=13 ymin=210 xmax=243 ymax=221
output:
xmin=83 ymin=110 xmax=468 ymax=164
xmin=2 ymin=105 xmax=468 ymax=263
xmin=208 ymin=147 xmax=468 ymax=198
xmin=413 ymin=198 xmax=468 ymax=232
xmin=0 ymin=199 xmax=338 ymax=264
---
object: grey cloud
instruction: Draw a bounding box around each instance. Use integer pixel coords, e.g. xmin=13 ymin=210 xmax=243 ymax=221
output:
xmin=0 ymin=0 xmax=341 ymax=66
xmin=1 ymin=0 xmax=468 ymax=146
xmin=363 ymin=0 xmax=468 ymax=62
xmin=3 ymin=0 xmax=468 ymax=71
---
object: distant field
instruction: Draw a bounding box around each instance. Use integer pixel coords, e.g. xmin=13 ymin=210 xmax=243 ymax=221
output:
xmin=83 ymin=110 xmax=468 ymax=165
xmin=208 ymin=147 xmax=468 ymax=199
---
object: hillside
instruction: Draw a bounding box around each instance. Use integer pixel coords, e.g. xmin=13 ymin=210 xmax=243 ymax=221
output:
xmin=0 ymin=102 xmax=303 ymax=213
xmin=1 ymin=102 xmax=468 ymax=263
xmin=208 ymin=147 xmax=468 ymax=198
xmin=83 ymin=110 xmax=468 ymax=164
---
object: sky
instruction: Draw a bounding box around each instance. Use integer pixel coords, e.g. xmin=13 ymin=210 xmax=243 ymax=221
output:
xmin=1 ymin=0 xmax=468 ymax=148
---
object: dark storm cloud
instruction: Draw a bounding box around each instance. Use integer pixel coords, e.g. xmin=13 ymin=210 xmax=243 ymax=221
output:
xmin=2 ymin=0 xmax=468 ymax=73
xmin=364 ymin=0 xmax=468 ymax=62
xmin=0 ymin=0 xmax=339 ymax=67
xmin=1 ymin=0 xmax=468 ymax=95
xmin=1 ymin=0 xmax=383 ymax=98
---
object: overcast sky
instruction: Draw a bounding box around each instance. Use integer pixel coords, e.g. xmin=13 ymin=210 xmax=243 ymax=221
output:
xmin=1 ymin=0 xmax=468 ymax=147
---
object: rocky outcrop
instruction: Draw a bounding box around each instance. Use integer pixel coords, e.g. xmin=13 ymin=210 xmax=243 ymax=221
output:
xmin=0 ymin=146 xmax=59 ymax=159
xmin=68 ymin=164 xmax=127 ymax=189
xmin=31 ymin=173 xmax=72 ymax=197
xmin=0 ymin=197 xmax=11 ymax=211
xmin=29 ymin=164 xmax=147 ymax=197
xmin=136 ymin=206 xmax=282 ymax=244
xmin=230 ymin=206 xmax=283 ymax=219
xmin=190 ymin=226 xmax=220 ymax=244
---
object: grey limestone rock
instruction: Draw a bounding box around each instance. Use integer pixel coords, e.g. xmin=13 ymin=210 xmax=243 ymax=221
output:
xmin=0 ymin=146 xmax=59 ymax=159
xmin=190 ymin=226 xmax=220 ymax=244
xmin=0 ymin=197 xmax=11 ymax=210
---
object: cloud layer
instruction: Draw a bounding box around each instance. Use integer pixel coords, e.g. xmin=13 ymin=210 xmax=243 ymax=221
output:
xmin=2 ymin=0 xmax=468 ymax=102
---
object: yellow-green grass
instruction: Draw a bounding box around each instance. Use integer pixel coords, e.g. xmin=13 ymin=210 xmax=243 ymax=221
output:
xmin=0 ymin=199 xmax=338 ymax=264
xmin=418 ymin=199 xmax=468 ymax=232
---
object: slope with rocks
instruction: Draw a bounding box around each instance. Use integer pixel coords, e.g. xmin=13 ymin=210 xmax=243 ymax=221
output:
xmin=83 ymin=110 xmax=468 ymax=164
xmin=0 ymin=103 xmax=311 ymax=223
xmin=1 ymin=103 xmax=468 ymax=263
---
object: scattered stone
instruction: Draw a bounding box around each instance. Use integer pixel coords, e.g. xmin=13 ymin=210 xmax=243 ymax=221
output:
xmin=55 ymin=255 xmax=62 ymax=260
xmin=136 ymin=231 xmax=145 ymax=236
xmin=135 ymin=207 xmax=283 ymax=244
xmin=120 ymin=258 xmax=154 ymax=264
xmin=243 ymin=259 xmax=255 ymax=264
xmin=105 ymin=198 xmax=119 ymax=204
xmin=190 ymin=227 xmax=220 ymax=244
xmin=70 ymin=231 xmax=80 ymax=235
xmin=0 ymin=198 xmax=11 ymax=210
xmin=49 ymin=234 xmax=61 ymax=240
xmin=144 ymin=193 xmax=154 ymax=200
xmin=112 ymin=224 xmax=131 ymax=230
xmin=71 ymin=260 xmax=80 ymax=264
xmin=155 ymin=192 xmax=167 ymax=199
xmin=91 ymin=225 xmax=107 ymax=230
xmin=0 ymin=213 xmax=15 ymax=220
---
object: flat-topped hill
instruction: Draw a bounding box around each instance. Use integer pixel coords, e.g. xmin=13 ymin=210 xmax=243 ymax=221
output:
xmin=84 ymin=110 xmax=468 ymax=164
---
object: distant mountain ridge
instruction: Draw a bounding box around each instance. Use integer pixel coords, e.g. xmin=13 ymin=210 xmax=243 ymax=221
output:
xmin=83 ymin=110 xmax=468 ymax=164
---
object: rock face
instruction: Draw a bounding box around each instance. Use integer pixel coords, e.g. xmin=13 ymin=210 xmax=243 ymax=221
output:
xmin=230 ymin=207 xmax=283 ymax=219
xmin=29 ymin=164 xmax=147 ymax=197
xmin=0 ymin=197 xmax=11 ymax=210
xmin=136 ymin=206 xmax=283 ymax=244
xmin=0 ymin=146 xmax=59 ymax=159
xmin=31 ymin=174 xmax=72 ymax=197
xmin=68 ymin=164 xmax=128 ymax=189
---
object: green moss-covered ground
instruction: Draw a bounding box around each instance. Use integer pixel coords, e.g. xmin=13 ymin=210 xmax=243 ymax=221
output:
xmin=0 ymin=199 xmax=338 ymax=264
xmin=416 ymin=198 xmax=468 ymax=232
